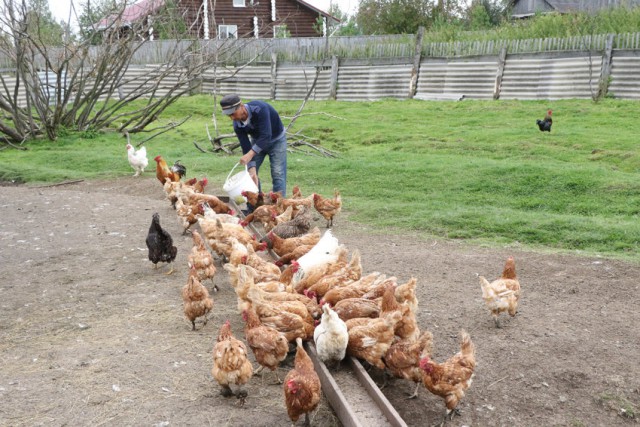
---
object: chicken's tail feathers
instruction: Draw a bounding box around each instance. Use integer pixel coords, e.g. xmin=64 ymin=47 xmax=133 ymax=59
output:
xmin=459 ymin=330 xmax=475 ymax=357
xmin=501 ymin=257 xmax=517 ymax=280
xmin=137 ymin=145 xmax=147 ymax=156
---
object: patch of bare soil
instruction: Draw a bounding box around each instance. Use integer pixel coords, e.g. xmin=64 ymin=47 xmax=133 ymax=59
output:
xmin=0 ymin=176 xmax=638 ymax=427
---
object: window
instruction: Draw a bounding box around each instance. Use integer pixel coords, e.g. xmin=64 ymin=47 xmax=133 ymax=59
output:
xmin=233 ymin=0 xmax=245 ymax=7
xmin=218 ymin=25 xmax=238 ymax=39
xmin=273 ymin=25 xmax=290 ymax=38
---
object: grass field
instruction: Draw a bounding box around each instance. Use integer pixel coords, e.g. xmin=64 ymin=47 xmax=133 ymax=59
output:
xmin=1 ymin=97 xmax=638 ymax=260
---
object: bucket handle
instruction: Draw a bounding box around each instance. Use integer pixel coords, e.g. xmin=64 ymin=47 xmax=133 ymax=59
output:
xmin=225 ymin=162 xmax=246 ymax=184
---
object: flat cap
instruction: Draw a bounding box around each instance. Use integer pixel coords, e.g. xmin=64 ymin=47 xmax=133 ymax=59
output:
xmin=220 ymin=94 xmax=241 ymax=115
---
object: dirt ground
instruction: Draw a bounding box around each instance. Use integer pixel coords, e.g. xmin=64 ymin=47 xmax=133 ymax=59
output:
xmin=0 ymin=176 xmax=638 ymax=427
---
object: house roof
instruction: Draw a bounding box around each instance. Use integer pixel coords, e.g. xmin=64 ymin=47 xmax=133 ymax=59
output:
xmin=295 ymin=0 xmax=341 ymax=23
xmin=97 ymin=0 xmax=166 ymax=29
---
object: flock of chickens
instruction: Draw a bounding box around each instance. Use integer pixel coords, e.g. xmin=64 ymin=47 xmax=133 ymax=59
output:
xmin=126 ymin=143 xmax=523 ymax=426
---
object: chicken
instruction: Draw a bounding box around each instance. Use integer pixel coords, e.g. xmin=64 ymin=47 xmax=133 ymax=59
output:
xmin=380 ymin=282 xmax=419 ymax=341
xmin=313 ymin=304 xmax=349 ymax=369
xmin=274 ymin=244 xmax=315 ymax=267
xmin=175 ymin=198 xmax=204 ymax=234
xmin=536 ymin=109 xmax=552 ymax=132
xmin=304 ymin=249 xmax=362 ymax=298
xmin=241 ymin=190 xmax=266 ymax=208
xmin=313 ymin=189 xmax=342 ymax=228
xmin=202 ymin=202 xmax=240 ymax=224
xmin=198 ymin=217 xmax=266 ymax=260
xmin=154 ymin=155 xmax=181 ymax=185
xmin=284 ymin=338 xmax=322 ymax=427
xmin=345 ymin=310 xmax=402 ymax=370
xmin=291 ymin=229 xmax=342 ymax=290
xmin=181 ymin=266 xmax=214 ymax=330
xmin=331 ymin=297 xmax=380 ymax=321
xmin=247 ymin=286 xmax=315 ymax=326
xmin=291 ymin=185 xmax=304 ymax=199
xmin=264 ymin=227 xmax=321 ymax=256
xmin=171 ymin=160 xmax=187 ymax=179
xmin=239 ymin=266 xmax=321 ymax=319
xmin=382 ymin=331 xmax=433 ymax=398
xmin=479 ymin=256 xmax=521 ymax=328
xmin=419 ymin=330 xmax=476 ymax=422
xmin=240 ymin=204 xmax=278 ymax=230
xmin=187 ymin=230 xmax=217 ymax=292
xmin=211 ymin=320 xmax=253 ymax=406
xmin=126 ymin=143 xmax=148 ymax=177
xmin=268 ymin=206 xmax=312 ymax=239
xmin=146 ymin=212 xmax=177 ymax=274
xmin=187 ymin=192 xmax=234 ymax=215
xmin=320 ymin=272 xmax=390 ymax=307
xmin=242 ymin=307 xmax=289 ymax=383
xmin=274 ymin=193 xmax=314 ymax=217
xmin=395 ymin=277 xmax=418 ymax=312
xmin=274 ymin=205 xmax=295 ymax=228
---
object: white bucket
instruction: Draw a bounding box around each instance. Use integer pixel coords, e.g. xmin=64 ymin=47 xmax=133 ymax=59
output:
xmin=223 ymin=163 xmax=259 ymax=204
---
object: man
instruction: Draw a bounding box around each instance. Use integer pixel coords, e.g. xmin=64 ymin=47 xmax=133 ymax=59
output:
xmin=220 ymin=94 xmax=288 ymax=201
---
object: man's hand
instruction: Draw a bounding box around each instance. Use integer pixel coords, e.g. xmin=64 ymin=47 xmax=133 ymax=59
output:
xmin=239 ymin=150 xmax=255 ymax=166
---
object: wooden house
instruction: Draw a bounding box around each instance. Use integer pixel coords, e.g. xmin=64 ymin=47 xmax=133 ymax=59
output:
xmin=510 ymin=0 xmax=640 ymax=18
xmin=97 ymin=0 xmax=338 ymax=39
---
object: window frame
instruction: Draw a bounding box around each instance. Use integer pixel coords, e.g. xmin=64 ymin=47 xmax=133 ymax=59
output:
xmin=218 ymin=24 xmax=238 ymax=39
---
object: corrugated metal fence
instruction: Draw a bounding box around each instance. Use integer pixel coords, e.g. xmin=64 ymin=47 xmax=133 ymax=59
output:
xmin=3 ymin=33 xmax=640 ymax=105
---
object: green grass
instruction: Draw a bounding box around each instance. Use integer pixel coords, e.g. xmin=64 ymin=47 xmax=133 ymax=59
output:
xmin=1 ymin=97 xmax=639 ymax=261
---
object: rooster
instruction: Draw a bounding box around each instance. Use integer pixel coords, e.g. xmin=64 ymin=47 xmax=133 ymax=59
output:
xmin=313 ymin=304 xmax=349 ymax=370
xmin=211 ymin=320 xmax=253 ymax=406
xmin=479 ymin=256 xmax=521 ymax=328
xmin=171 ymin=160 xmax=187 ymax=179
xmin=536 ymin=109 xmax=552 ymax=132
xmin=126 ymin=143 xmax=148 ymax=177
xmin=145 ymin=212 xmax=177 ymax=274
xmin=419 ymin=330 xmax=476 ymax=423
xmin=284 ymin=338 xmax=322 ymax=427
xmin=154 ymin=155 xmax=182 ymax=185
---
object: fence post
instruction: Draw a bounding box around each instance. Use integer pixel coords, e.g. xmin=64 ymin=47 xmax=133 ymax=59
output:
xmin=329 ymin=55 xmax=339 ymax=100
xmin=270 ymin=52 xmax=277 ymax=100
xmin=597 ymin=34 xmax=615 ymax=99
xmin=493 ymin=46 xmax=507 ymax=100
xmin=409 ymin=26 xmax=425 ymax=99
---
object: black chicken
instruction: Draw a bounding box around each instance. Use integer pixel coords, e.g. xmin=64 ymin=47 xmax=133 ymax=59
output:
xmin=536 ymin=109 xmax=552 ymax=132
xmin=171 ymin=160 xmax=187 ymax=179
xmin=146 ymin=212 xmax=178 ymax=274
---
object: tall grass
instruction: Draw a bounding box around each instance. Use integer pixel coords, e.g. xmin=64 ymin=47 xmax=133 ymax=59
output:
xmin=423 ymin=7 xmax=640 ymax=43
xmin=1 ymin=96 xmax=638 ymax=261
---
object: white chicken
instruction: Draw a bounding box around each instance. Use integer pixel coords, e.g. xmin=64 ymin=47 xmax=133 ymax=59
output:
xmin=313 ymin=304 xmax=349 ymax=369
xmin=126 ymin=143 xmax=148 ymax=177
xmin=292 ymin=229 xmax=342 ymax=287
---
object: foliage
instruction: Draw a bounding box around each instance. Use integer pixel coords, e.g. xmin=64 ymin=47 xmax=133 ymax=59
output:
xmin=275 ymin=24 xmax=291 ymax=38
xmin=357 ymin=0 xmax=435 ymax=35
xmin=1 ymin=97 xmax=639 ymax=261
